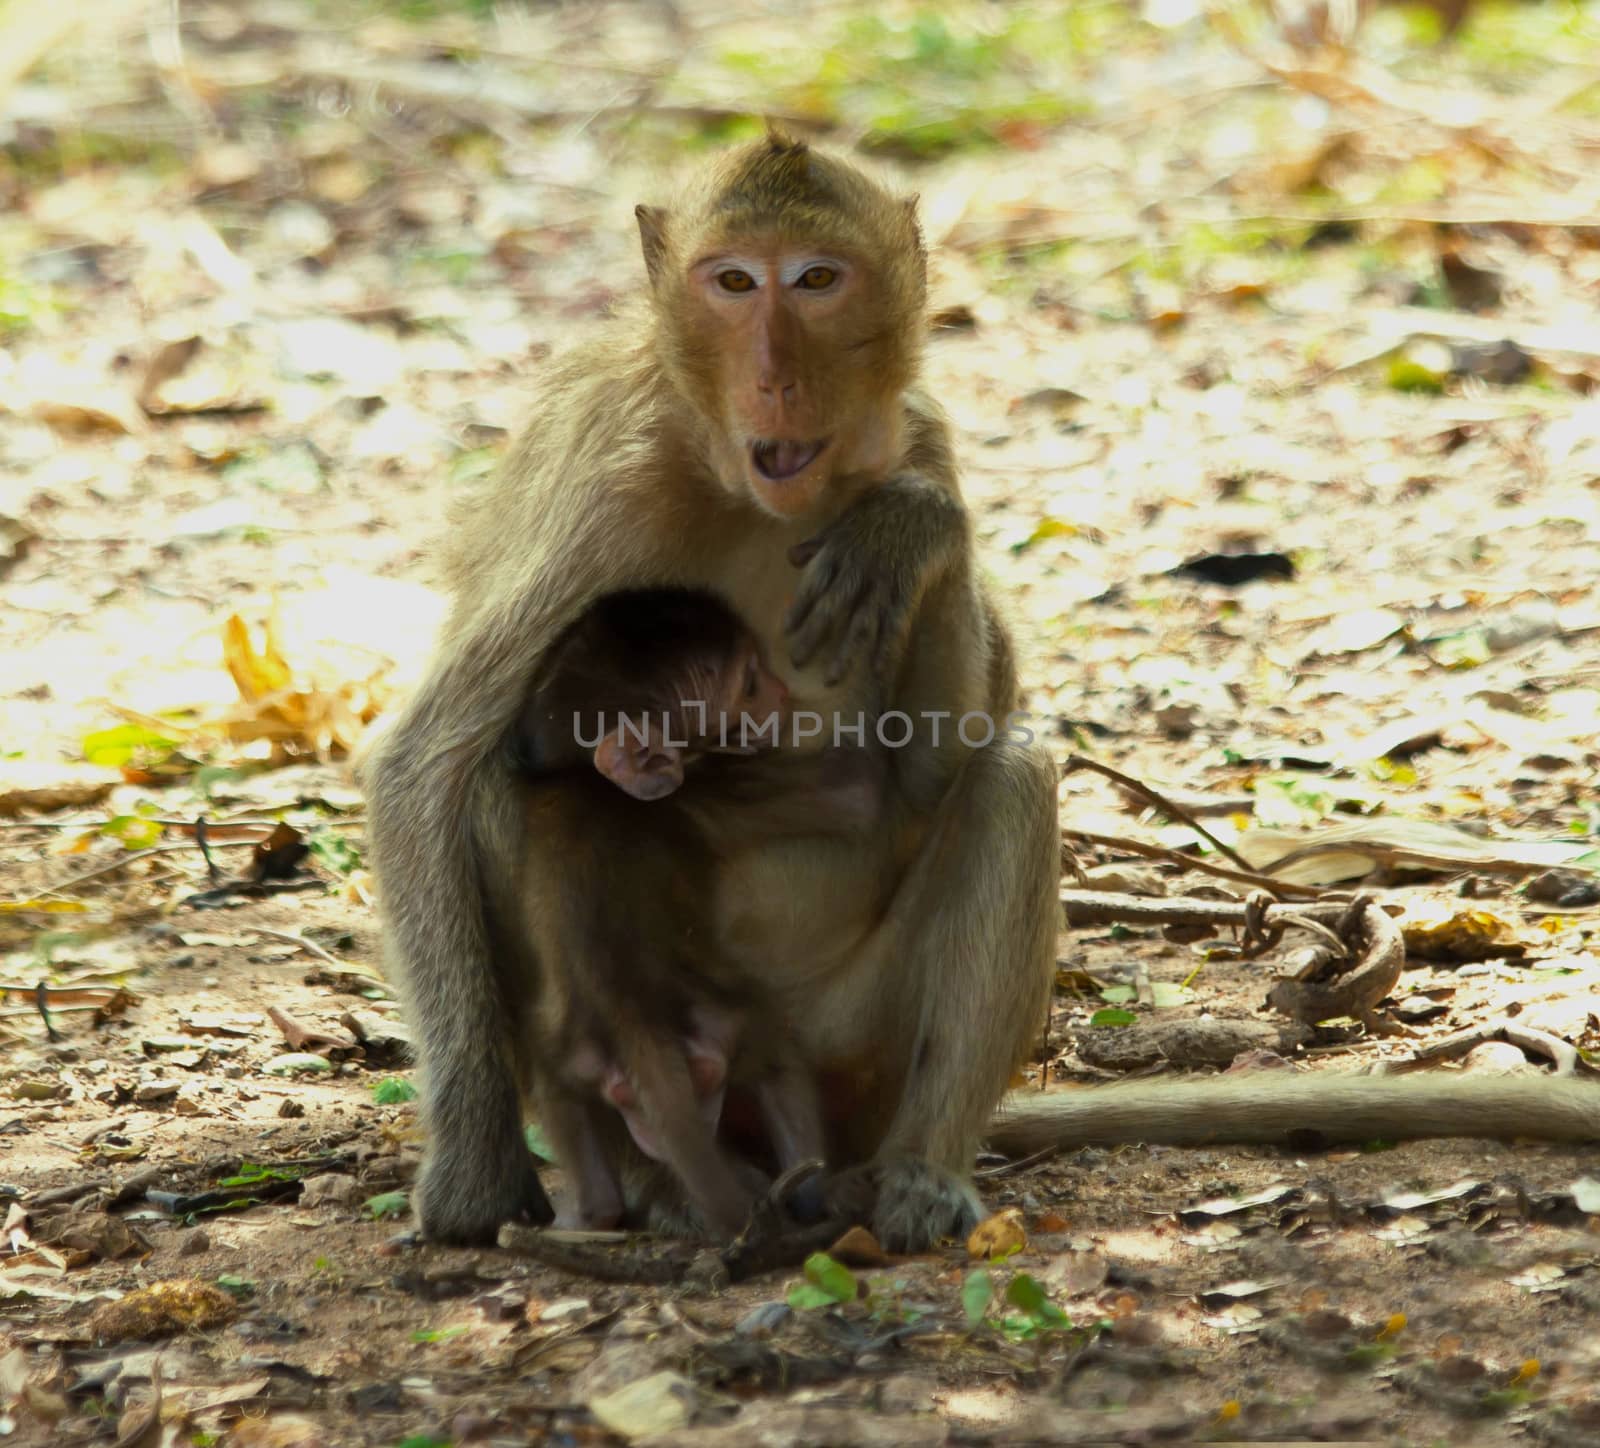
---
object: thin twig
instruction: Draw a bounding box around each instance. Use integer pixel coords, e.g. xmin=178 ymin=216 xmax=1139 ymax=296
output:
xmin=27 ymin=839 xmax=258 ymax=901
xmin=1062 ymin=757 xmax=1258 ymax=874
xmin=248 ymin=928 xmax=343 ymax=969
xmin=1062 ymin=829 xmax=1323 ymax=899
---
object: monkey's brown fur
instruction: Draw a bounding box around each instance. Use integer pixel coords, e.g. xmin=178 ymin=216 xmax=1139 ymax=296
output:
xmin=364 ymin=130 xmax=1054 ymax=1248
xmin=518 ymin=775 xmax=823 ymax=1236
xmin=514 ymin=587 xmax=824 ymax=1235
xmin=363 ymin=132 xmax=1597 ymax=1249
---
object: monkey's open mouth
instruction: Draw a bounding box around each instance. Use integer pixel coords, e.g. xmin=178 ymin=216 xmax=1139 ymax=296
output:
xmin=752 ymin=438 xmax=827 ymax=482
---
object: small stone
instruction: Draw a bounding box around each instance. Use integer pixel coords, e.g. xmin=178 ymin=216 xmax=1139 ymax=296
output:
xmin=1525 ymin=869 xmax=1600 ymax=908
xmin=298 ymin=1175 xmax=358 ymax=1209
xmin=735 ymin=1301 xmax=790 ymax=1339
xmin=538 ymin=1296 xmax=591 ymax=1323
xmin=179 ymin=1229 xmax=210 ymax=1257
xmin=1464 ymin=1042 xmax=1536 ymax=1075
xmin=278 ymin=1098 xmax=306 ymax=1118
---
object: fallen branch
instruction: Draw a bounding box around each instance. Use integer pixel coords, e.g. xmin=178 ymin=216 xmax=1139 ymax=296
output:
xmin=1383 ymin=1022 xmax=1596 ymax=1078
xmin=1266 ymin=899 xmax=1407 ymax=1035
xmin=1060 ymin=889 xmax=1356 ymax=932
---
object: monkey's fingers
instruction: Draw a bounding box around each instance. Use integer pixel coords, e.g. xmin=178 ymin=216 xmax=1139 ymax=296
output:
xmin=783 ymin=551 xmax=841 ymax=644
xmin=787 ymin=569 xmax=867 ymax=671
xmin=823 ymin=592 xmax=883 ymax=688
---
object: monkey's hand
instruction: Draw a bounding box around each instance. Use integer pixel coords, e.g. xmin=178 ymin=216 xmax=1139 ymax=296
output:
xmin=785 ymin=473 xmax=968 ymax=687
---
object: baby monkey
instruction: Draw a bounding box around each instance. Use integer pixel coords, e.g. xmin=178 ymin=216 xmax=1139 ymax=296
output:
xmin=515 ymin=588 xmax=826 ymax=1235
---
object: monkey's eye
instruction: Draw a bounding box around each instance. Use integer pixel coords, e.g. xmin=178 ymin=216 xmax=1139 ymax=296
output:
xmin=797 ymin=265 xmax=837 ymax=290
xmin=717 ymin=269 xmax=756 ymax=293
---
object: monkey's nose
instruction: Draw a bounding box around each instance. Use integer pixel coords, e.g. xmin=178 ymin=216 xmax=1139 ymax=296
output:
xmin=757 ymin=379 xmax=798 ymax=405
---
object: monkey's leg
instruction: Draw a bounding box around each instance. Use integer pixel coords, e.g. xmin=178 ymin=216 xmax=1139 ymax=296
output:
xmin=866 ymin=737 xmax=1058 ymax=1252
xmin=541 ymin=1091 xmax=626 ymax=1230
xmin=623 ymin=1031 xmax=759 ymax=1239
xmin=757 ymin=1051 xmax=828 ymax=1220
xmin=369 ymin=755 xmax=555 ymax=1244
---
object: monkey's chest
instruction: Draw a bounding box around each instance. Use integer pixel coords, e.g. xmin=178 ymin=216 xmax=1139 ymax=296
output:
xmin=708 ymin=830 xmax=897 ymax=989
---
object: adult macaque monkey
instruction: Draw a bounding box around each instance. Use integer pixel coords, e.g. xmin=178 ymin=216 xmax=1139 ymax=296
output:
xmin=366 ymin=130 xmax=1599 ymax=1249
xmin=364 ymin=129 xmax=1061 ymax=1248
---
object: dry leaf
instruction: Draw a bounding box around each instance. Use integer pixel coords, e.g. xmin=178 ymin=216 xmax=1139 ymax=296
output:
xmin=966 ymin=1207 xmax=1027 ymax=1261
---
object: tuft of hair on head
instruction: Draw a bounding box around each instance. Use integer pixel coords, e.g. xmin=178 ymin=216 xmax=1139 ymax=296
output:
xmin=761 ymin=120 xmax=808 ymax=157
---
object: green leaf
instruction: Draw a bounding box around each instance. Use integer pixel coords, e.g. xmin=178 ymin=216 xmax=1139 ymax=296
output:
xmin=194 ymin=763 xmax=261 ymax=797
xmin=802 ymin=1252 xmax=857 ymax=1304
xmin=962 ymin=1268 xmax=994 ymax=1325
xmin=1089 ymin=1007 xmax=1138 ymax=1027
xmin=1005 ymin=1273 xmax=1071 ymax=1327
xmin=215 ymin=1274 xmax=255 ymax=1298
xmin=100 ymin=814 xmax=164 ymax=849
xmin=410 ymin=1325 xmax=468 ymax=1343
xmin=394 ymin=1437 xmax=452 ymax=1448
xmin=1386 ymin=349 xmax=1446 ymax=394
xmin=525 ymin=1122 xmax=557 ymax=1162
xmin=1477 ymin=1388 xmax=1531 ymax=1412
xmin=1009 ymin=515 xmax=1077 ymax=553
xmin=786 ymin=1283 xmax=838 ymax=1311
xmin=218 ymin=1163 xmax=297 ymax=1188
xmin=1098 ymin=984 xmax=1135 ymax=1004
xmin=1004 ymin=1272 xmax=1048 ymax=1314
xmin=371 ymin=1077 xmax=419 ymax=1105
xmin=366 ymin=1190 xmax=409 ymax=1220
xmin=82 ymin=722 xmax=179 ymax=768
xmin=1429 ymin=626 xmax=1491 ymax=670
xmin=1344 ymin=1343 xmax=1396 ymax=1368
xmin=308 ymin=828 xmax=362 ymax=875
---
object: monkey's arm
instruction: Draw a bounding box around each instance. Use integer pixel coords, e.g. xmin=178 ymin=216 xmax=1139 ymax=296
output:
xmin=363 ymin=354 xmax=694 ymax=1243
xmin=988 ymin=1075 xmax=1600 ymax=1154
xmin=784 ymin=394 xmax=970 ymax=688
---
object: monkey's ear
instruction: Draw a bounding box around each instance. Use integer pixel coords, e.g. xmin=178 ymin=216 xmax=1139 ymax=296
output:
xmin=635 ymin=204 xmax=670 ymax=288
xmin=595 ymin=733 xmax=685 ymax=800
xmin=903 ymin=194 xmax=928 ymax=288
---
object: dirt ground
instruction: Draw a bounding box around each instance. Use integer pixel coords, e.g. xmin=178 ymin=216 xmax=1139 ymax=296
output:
xmin=2 ymin=1 xmax=1600 ymax=1445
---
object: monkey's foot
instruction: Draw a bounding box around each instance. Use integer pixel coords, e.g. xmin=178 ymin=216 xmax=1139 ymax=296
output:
xmin=871 ymin=1157 xmax=983 ymax=1254
xmin=416 ymin=1151 xmax=554 ymax=1245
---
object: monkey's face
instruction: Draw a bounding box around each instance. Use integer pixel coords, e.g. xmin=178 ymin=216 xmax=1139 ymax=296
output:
xmin=716 ymin=637 xmax=788 ymax=739
xmin=638 ymin=136 xmax=926 ymax=522
xmin=681 ymin=246 xmax=903 ymax=519
xmin=667 ymin=638 xmax=788 ymax=749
